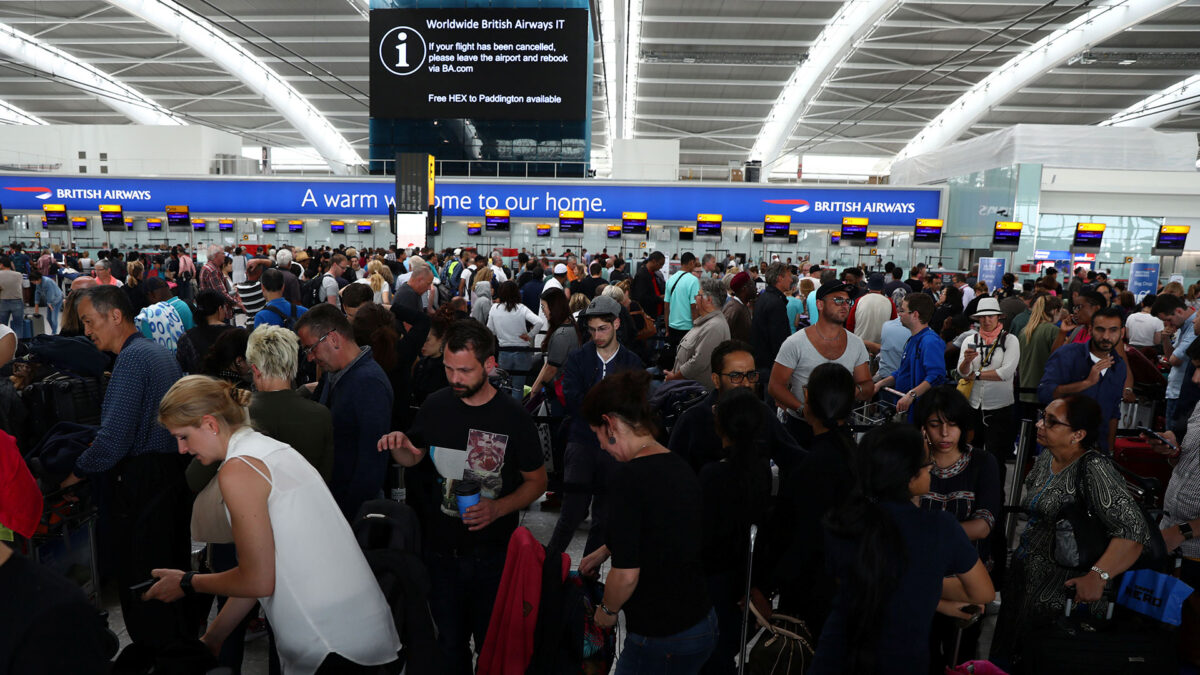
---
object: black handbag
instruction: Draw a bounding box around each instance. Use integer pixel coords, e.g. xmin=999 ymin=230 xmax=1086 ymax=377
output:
xmin=1052 ymin=452 xmax=1168 ymax=572
xmin=1052 ymin=453 xmax=1110 ymax=570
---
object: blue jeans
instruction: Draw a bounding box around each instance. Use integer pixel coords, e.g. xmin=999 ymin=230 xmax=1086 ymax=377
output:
xmin=615 ymin=608 xmax=719 ymax=675
xmin=42 ymin=299 xmax=62 ymax=334
xmin=0 ymin=298 xmax=24 ymax=336
xmin=498 ymin=349 xmax=532 ymax=401
xmin=1166 ymin=398 xmax=1179 ymax=430
xmin=425 ymin=547 xmax=506 ymax=675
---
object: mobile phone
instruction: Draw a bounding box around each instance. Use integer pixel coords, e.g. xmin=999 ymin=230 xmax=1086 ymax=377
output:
xmin=960 ymin=604 xmax=982 ymax=615
xmin=129 ymin=579 xmax=155 ymax=596
xmin=1137 ymin=426 xmax=1178 ymax=450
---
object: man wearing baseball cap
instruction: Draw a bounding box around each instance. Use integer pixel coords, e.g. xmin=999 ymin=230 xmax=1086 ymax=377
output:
xmin=0 ymin=431 xmax=112 ymax=672
xmin=769 ymin=281 xmax=873 ymax=444
xmin=550 ymin=295 xmax=644 ymax=557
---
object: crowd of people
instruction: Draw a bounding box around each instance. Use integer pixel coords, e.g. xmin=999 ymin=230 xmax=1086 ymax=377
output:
xmin=2 ymin=239 xmax=1199 ymax=675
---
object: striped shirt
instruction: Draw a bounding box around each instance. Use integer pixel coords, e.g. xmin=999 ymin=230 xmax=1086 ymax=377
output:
xmin=1163 ymin=404 xmax=1200 ymax=559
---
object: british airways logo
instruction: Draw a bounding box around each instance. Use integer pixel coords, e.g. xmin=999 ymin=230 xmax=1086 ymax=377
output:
xmin=764 ymin=197 xmax=917 ymax=215
xmin=5 ymin=186 xmax=52 ymax=200
xmin=764 ymin=198 xmax=810 ymax=213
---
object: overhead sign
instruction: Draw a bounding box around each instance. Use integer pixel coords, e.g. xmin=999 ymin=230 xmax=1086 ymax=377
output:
xmin=0 ymin=176 xmax=943 ymax=224
xmin=394 ymin=153 xmax=435 ymax=212
xmin=1153 ymin=224 xmax=1189 ymax=256
xmin=369 ymin=8 xmax=589 ymax=120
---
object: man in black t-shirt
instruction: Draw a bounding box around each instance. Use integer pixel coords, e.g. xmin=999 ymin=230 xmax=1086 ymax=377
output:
xmin=379 ymin=320 xmax=547 ymax=674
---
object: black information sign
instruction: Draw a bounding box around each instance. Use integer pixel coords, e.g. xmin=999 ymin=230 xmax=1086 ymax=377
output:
xmin=395 ymin=153 xmax=433 ymax=212
xmin=370 ymin=8 xmax=589 ymax=120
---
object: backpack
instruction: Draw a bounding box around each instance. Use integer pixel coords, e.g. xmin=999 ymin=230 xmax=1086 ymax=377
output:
xmin=261 ymin=302 xmax=298 ymax=330
xmin=352 ymin=500 xmax=438 ymax=674
xmin=300 ymin=273 xmax=330 ymax=308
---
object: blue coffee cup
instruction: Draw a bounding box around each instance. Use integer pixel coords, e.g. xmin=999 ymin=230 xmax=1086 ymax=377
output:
xmin=455 ymin=479 xmax=481 ymax=518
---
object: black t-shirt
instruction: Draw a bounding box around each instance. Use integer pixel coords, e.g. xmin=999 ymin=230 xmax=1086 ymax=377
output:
xmin=407 ymin=388 xmax=543 ymax=553
xmin=809 ymin=501 xmax=977 ymax=675
xmin=607 ymin=452 xmax=711 ymax=637
xmin=578 ymin=275 xmax=606 ymax=299
xmin=0 ymin=553 xmax=111 ymax=674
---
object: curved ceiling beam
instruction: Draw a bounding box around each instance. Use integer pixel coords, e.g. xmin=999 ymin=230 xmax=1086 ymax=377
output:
xmin=895 ymin=0 xmax=1185 ymax=162
xmin=0 ymin=22 xmax=183 ymax=125
xmin=0 ymin=99 xmax=47 ymax=125
xmin=107 ymin=0 xmax=364 ymax=174
xmin=749 ymin=0 xmax=902 ymax=170
xmin=1101 ymin=73 xmax=1200 ymax=127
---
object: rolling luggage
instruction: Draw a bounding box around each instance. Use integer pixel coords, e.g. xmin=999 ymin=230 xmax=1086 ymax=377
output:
xmin=1020 ymin=591 xmax=1178 ymax=674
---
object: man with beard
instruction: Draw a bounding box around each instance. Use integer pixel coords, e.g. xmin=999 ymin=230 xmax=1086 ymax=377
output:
xmin=378 ymin=319 xmax=546 ymax=674
xmin=668 ymin=339 xmax=803 ymax=473
xmin=769 ymin=281 xmax=873 ymax=444
xmin=1038 ymin=306 xmax=1128 ymax=452
xmin=550 ymin=296 xmax=644 ymax=557
xmin=297 ymin=304 xmax=393 ymax=520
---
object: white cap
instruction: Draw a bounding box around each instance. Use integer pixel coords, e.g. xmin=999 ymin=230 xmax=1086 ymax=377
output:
xmin=554 ymin=263 xmax=569 ymax=274
xmin=453 ymin=248 xmax=462 ymax=256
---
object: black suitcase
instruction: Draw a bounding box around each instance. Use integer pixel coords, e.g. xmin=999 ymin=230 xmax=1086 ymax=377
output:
xmin=1021 ymin=612 xmax=1177 ymax=674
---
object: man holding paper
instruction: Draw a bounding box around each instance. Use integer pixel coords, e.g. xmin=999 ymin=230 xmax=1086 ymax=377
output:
xmin=378 ymin=319 xmax=547 ymax=675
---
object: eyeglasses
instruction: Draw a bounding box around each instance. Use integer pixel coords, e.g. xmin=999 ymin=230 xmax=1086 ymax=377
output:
xmin=824 ymin=297 xmax=851 ymax=306
xmin=300 ymin=330 xmax=332 ymax=358
xmin=1036 ymin=410 xmax=1069 ymax=429
xmin=720 ymin=370 xmax=760 ymax=384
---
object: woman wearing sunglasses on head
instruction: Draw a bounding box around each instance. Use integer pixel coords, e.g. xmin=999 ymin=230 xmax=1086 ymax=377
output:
xmin=989 ymin=395 xmax=1150 ymax=670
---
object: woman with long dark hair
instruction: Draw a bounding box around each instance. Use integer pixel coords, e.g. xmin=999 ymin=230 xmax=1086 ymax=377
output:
xmin=700 ymin=387 xmax=772 ymax=674
xmin=486 ymin=280 xmax=545 ymax=400
xmin=930 ymin=284 xmax=963 ymax=337
xmin=811 ymin=423 xmax=994 ymax=675
xmin=752 ymin=362 xmax=858 ymax=634
xmin=528 ymin=287 xmax=577 ymax=414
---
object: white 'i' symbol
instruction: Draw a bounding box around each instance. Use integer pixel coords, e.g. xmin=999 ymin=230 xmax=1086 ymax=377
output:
xmin=395 ymin=32 xmax=409 ymax=68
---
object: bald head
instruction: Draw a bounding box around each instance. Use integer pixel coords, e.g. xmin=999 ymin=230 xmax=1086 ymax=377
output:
xmin=71 ymin=276 xmax=97 ymax=292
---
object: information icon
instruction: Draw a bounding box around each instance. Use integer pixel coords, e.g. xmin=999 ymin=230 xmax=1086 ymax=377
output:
xmin=378 ymin=26 xmax=426 ymax=77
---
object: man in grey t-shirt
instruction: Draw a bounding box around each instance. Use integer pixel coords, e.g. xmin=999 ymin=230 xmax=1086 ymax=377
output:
xmin=767 ymin=281 xmax=873 ymax=444
xmin=321 ymin=254 xmax=348 ymax=310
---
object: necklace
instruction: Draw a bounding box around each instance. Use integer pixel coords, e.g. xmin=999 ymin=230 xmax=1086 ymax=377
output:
xmin=631 ymin=440 xmax=655 ymax=459
xmin=813 ymin=324 xmax=842 ymax=343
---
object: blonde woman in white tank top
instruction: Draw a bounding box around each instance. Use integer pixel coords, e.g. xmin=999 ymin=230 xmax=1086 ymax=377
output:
xmin=144 ymin=375 xmax=400 ymax=674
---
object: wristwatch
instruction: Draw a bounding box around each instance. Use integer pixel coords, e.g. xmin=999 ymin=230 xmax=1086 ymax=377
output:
xmin=1180 ymin=522 xmax=1194 ymax=541
xmin=180 ymin=571 xmax=197 ymax=597
xmin=599 ymin=602 xmax=618 ymax=617
xmin=1090 ymin=565 xmax=1111 ymax=582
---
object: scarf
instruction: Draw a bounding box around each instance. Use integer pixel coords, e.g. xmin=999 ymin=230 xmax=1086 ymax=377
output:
xmin=978 ymin=322 xmax=1003 ymax=345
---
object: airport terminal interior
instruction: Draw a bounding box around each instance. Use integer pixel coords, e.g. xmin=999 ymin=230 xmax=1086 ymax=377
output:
xmin=2 ymin=0 xmax=1200 ymax=673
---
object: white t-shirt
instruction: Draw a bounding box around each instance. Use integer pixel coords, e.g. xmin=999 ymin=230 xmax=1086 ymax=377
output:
xmin=487 ymin=303 xmax=546 ymax=348
xmin=1126 ymin=312 xmax=1164 ymax=347
xmin=775 ymin=327 xmax=869 ymax=417
xmin=320 ymin=274 xmax=340 ymax=309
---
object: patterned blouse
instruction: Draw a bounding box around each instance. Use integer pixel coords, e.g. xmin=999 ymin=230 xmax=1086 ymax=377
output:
xmin=919 ymin=447 xmax=1002 ymax=560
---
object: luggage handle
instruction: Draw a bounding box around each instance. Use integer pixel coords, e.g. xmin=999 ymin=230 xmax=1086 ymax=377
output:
xmin=747 ymin=601 xmax=813 ymax=645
